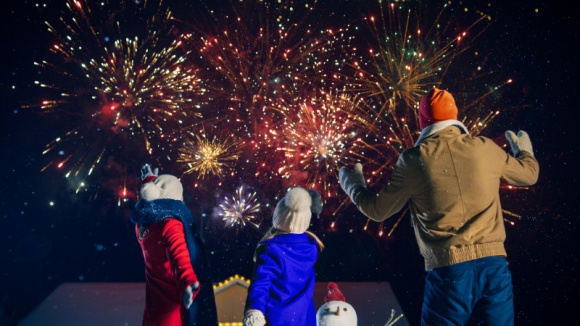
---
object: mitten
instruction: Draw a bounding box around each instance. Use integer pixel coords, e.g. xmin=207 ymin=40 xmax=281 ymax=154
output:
xmin=141 ymin=164 xmax=158 ymax=183
xmin=183 ymin=281 xmax=200 ymax=310
xmin=243 ymin=309 xmax=266 ymax=326
xmin=339 ymin=163 xmax=367 ymax=201
xmin=505 ymin=130 xmax=534 ymax=157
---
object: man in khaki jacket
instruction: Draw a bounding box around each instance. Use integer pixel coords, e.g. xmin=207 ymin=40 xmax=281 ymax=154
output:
xmin=339 ymin=88 xmax=539 ymax=326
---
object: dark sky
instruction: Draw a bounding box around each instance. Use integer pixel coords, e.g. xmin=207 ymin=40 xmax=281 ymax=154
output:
xmin=1 ymin=0 xmax=578 ymax=325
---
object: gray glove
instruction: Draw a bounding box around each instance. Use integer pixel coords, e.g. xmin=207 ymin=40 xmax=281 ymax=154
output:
xmin=141 ymin=164 xmax=158 ymax=182
xmin=505 ymin=130 xmax=534 ymax=157
xmin=183 ymin=281 xmax=199 ymax=309
xmin=243 ymin=309 xmax=266 ymax=326
xmin=339 ymin=163 xmax=367 ymax=201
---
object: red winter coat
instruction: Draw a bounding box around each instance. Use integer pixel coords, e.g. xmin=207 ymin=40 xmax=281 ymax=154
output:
xmin=136 ymin=218 xmax=200 ymax=325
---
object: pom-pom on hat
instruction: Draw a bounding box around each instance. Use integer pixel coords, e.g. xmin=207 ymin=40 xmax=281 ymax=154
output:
xmin=140 ymin=174 xmax=183 ymax=201
xmin=273 ymin=187 xmax=322 ymax=234
xmin=324 ymin=282 xmax=346 ymax=303
xmin=419 ymin=88 xmax=458 ymax=129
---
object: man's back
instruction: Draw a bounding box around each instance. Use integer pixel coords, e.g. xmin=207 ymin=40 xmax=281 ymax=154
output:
xmin=339 ymin=88 xmax=539 ymax=325
xmin=347 ymin=125 xmax=538 ymax=270
xmin=401 ymin=125 xmax=537 ymax=269
xmin=408 ymin=126 xmax=504 ymax=224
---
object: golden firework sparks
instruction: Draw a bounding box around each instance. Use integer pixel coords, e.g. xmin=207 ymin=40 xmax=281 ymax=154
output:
xmin=178 ymin=130 xmax=242 ymax=179
xmin=30 ymin=0 xmax=205 ymax=179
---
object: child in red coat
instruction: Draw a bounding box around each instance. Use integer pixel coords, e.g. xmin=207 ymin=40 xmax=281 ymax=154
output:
xmin=131 ymin=165 xmax=217 ymax=325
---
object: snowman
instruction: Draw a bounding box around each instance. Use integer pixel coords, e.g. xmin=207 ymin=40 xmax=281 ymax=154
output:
xmin=316 ymin=282 xmax=357 ymax=326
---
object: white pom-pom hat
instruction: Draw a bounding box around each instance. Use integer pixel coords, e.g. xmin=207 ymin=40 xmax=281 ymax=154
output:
xmin=273 ymin=187 xmax=322 ymax=234
xmin=140 ymin=174 xmax=183 ymax=201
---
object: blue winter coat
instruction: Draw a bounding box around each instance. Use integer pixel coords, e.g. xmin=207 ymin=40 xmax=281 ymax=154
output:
xmin=245 ymin=233 xmax=319 ymax=326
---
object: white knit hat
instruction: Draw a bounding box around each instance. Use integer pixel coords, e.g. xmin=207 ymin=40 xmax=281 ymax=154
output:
xmin=272 ymin=187 xmax=322 ymax=234
xmin=140 ymin=174 xmax=183 ymax=201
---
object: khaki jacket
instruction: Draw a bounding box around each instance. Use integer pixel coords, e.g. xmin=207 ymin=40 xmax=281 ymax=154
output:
xmin=351 ymin=124 xmax=539 ymax=270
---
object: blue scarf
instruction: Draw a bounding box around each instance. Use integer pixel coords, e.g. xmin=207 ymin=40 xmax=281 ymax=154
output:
xmin=131 ymin=199 xmax=218 ymax=326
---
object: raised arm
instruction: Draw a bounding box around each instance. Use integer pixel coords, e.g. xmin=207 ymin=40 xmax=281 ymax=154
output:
xmin=503 ymin=130 xmax=539 ymax=186
xmin=339 ymin=161 xmax=411 ymax=222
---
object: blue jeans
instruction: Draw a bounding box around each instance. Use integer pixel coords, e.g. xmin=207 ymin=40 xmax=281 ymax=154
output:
xmin=421 ymin=256 xmax=514 ymax=326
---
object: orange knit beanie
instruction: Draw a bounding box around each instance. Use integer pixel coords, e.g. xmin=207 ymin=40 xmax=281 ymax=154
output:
xmin=419 ymin=88 xmax=458 ymax=129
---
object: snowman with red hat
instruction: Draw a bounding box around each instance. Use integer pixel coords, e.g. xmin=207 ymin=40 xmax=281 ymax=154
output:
xmin=316 ymin=282 xmax=357 ymax=326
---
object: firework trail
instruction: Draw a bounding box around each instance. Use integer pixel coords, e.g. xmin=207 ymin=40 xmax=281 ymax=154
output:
xmin=32 ymin=0 xmax=205 ymax=183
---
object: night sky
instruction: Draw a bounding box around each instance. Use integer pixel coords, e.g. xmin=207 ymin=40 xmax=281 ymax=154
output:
xmin=1 ymin=0 xmax=578 ymax=325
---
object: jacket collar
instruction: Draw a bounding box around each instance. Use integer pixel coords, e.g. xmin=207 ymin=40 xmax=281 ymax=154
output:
xmin=415 ymin=120 xmax=469 ymax=146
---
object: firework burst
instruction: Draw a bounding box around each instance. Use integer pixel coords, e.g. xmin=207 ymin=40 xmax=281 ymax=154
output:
xmin=276 ymin=91 xmax=385 ymax=199
xmin=219 ymin=186 xmax=261 ymax=230
xmin=346 ymin=2 xmax=491 ymax=151
xmin=32 ymin=0 xmax=205 ymax=180
xmin=333 ymin=1 xmax=516 ymax=185
xmin=173 ymin=0 xmax=353 ymax=195
xmin=179 ymin=0 xmax=348 ymax=137
xmin=330 ymin=1 xmax=517 ymax=236
xmin=177 ymin=129 xmax=243 ymax=179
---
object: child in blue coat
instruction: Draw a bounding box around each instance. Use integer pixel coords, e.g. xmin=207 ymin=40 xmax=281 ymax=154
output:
xmin=243 ymin=187 xmax=324 ymax=326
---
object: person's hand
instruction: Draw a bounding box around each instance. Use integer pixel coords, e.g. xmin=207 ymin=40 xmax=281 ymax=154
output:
xmin=243 ymin=309 xmax=266 ymax=326
xmin=141 ymin=164 xmax=158 ymax=182
xmin=339 ymin=163 xmax=367 ymax=200
xmin=505 ymin=130 xmax=534 ymax=157
xmin=183 ymin=281 xmax=200 ymax=309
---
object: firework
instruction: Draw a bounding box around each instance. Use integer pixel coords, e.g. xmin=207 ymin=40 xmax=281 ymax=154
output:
xmin=276 ymin=91 xmax=386 ymax=199
xmin=219 ymin=186 xmax=261 ymax=229
xmin=177 ymin=129 xmax=243 ymax=179
xmin=346 ymin=2 xmax=486 ymax=148
xmin=173 ymin=0 xmax=353 ymax=197
xmin=29 ymin=0 xmax=522 ymax=241
xmin=330 ymin=1 xmax=516 ymax=236
xmin=180 ymin=0 xmax=348 ymax=136
xmin=32 ymin=0 xmax=205 ymax=180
